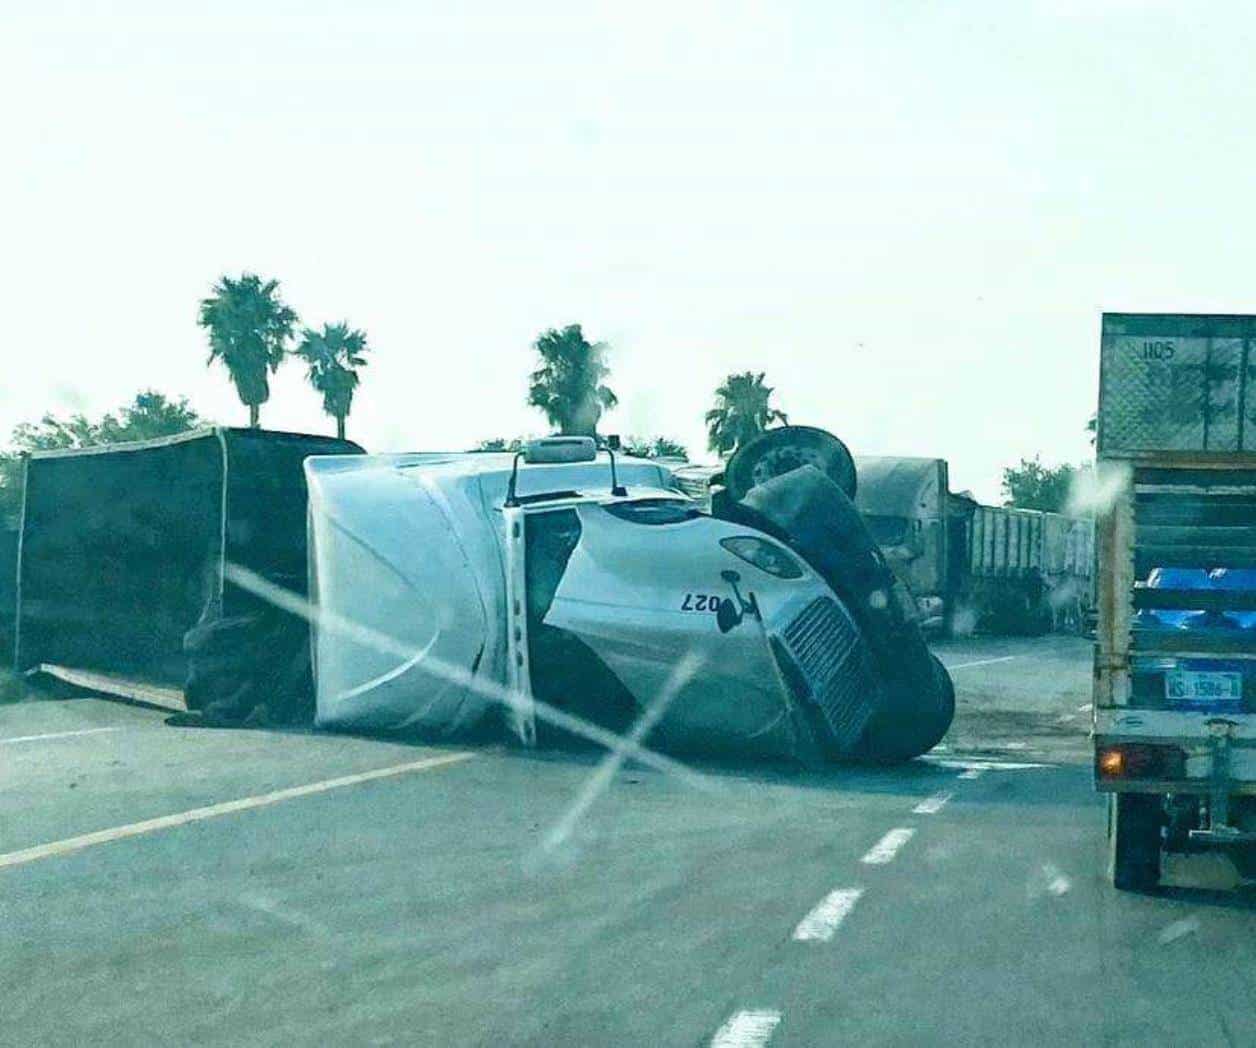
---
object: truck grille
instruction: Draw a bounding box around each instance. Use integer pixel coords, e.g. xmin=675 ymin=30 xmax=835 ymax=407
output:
xmin=781 ymin=597 xmax=878 ymax=751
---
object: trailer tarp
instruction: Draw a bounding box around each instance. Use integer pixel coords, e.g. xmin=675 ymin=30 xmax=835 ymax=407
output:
xmin=15 ymin=428 xmax=362 ymax=717
xmin=0 ymin=526 xmax=16 ymax=666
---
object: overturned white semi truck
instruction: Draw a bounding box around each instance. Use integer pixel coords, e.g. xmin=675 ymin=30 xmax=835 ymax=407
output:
xmin=306 ymin=427 xmax=954 ymax=762
xmin=10 ymin=424 xmax=953 ymax=762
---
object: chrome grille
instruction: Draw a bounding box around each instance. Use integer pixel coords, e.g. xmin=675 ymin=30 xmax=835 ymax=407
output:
xmin=781 ymin=596 xmax=878 ymax=751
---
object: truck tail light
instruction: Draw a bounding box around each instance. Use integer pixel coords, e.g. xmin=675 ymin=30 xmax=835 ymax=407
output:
xmin=1096 ymin=743 xmax=1184 ymax=781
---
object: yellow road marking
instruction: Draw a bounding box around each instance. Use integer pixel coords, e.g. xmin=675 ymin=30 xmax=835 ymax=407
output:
xmin=0 ymin=751 xmax=475 ymax=871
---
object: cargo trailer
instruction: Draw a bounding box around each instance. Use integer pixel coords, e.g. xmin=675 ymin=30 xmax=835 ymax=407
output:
xmin=1094 ymin=312 xmax=1256 ymax=890
xmin=13 ymin=428 xmax=362 ymax=716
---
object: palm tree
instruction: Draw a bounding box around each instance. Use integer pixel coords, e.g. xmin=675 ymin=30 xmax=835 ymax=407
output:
xmin=294 ymin=322 xmax=369 ymax=440
xmin=705 ymin=371 xmax=788 ymax=456
xmin=197 ymin=273 xmax=298 ymax=428
xmin=527 ymin=324 xmax=618 ymax=436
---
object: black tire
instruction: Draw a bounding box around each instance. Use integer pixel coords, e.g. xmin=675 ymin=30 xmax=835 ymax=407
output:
xmin=724 ymin=426 xmax=858 ymax=502
xmin=923 ymin=653 xmax=956 ymax=748
xmin=1111 ymin=793 xmax=1162 ymax=892
xmin=854 ymin=655 xmax=956 ymax=762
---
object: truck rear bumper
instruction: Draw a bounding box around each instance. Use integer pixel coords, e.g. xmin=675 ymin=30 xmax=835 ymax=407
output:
xmin=1095 ymin=778 xmax=1256 ymax=795
xmin=1094 ymin=706 xmax=1256 ymax=797
xmin=1096 ymin=704 xmax=1256 ymax=855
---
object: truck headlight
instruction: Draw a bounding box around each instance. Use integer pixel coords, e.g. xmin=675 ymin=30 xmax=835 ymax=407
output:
xmin=720 ymin=536 xmax=804 ymax=579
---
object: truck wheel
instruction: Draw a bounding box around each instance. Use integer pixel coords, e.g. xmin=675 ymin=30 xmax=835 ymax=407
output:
xmin=850 ymin=656 xmax=956 ymax=763
xmin=1110 ymin=793 xmax=1162 ymax=892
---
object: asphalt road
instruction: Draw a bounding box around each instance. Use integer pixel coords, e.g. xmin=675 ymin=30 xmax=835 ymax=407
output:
xmin=3 ymin=636 xmax=1255 ymax=1047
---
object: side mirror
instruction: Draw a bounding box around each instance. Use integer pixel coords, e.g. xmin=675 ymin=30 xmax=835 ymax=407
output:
xmin=716 ymin=597 xmax=743 ymax=634
xmin=524 ymin=436 xmax=597 ymax=464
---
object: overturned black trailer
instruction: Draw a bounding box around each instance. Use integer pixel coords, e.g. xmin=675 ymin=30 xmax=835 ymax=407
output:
xmin=13 ymin=428 xmax=362 ymax=716
xmin=0 ymin=525 xmax=16 ymax=667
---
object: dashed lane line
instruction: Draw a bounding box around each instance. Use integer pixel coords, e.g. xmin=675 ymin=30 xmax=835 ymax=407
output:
xmin=710 ymin=1010 xmax=782 ymax=1047
xmin=792 ymin=887 xmax=865 ymax=943
xmin=913 ymin=790 xmax=954 ymax=815
xmin=861 ymin=827 xmax=916 ymax=865
xmin=0 ymin=751 xmax=476 ymax=871
xmin=0 ymin=727 xmax=121 ymax=745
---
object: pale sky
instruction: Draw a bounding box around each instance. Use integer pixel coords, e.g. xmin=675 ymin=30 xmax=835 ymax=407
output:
xmin=4 ymin=1 xmax=1255 ymax=501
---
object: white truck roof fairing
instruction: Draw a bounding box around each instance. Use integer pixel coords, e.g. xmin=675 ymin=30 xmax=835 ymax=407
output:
xmin=304 ymin=437 xmax=953 ymax=764
xmin=304 ymin=452 xmax=680 ymax=736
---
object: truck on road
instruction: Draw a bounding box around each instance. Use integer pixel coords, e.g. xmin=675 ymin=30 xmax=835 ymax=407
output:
xmin=1094 ymin=312 xmax=1256 ymax=890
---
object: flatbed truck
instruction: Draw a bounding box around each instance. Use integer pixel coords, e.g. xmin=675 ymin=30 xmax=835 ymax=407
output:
xmin=1095 ymin=312 xmax=1256 ymax=890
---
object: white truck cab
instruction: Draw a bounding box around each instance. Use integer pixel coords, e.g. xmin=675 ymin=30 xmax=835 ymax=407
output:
xmin=305 ymin=432 xmax=952 ymax=763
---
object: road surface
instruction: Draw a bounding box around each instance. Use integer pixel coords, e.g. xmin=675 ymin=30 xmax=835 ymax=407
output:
xmin=2 ymin=635 xmax=1254 ymax=1046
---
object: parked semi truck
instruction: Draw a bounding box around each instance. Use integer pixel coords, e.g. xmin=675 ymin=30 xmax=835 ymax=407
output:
xmin=1095 ymin=312 xmax=1256 ymax=891
xmin=674 ymin=456 xmax=1094 ymax=635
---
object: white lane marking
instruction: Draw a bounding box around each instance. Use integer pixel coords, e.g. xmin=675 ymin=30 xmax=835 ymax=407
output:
xmin=1077 ymin=703 xmax=1093 ymax=713
xmin=0 ymin=752 xmax=475 ymax=871
xmin=861 ymin=827 xmax=916 ymax=865
xmin=792 ymin=887 xmax=864 ymax=942
xmin=1158 ymin=917 xmax=1200 ymax=945
xmin=0 ymin=727 xmax=121 ymax=746
xmin=711 ymin=1009 xmax=782 ymax=1047
xmin=913 ymin=790 xmax=954 ymax=815
xmin=926 ymin=757 xmax=1049 ymax=771
xmin=958 ymin=767 xmax=986 ymax=780
xmin=944 ymin=655 xmax=1020 ymax=671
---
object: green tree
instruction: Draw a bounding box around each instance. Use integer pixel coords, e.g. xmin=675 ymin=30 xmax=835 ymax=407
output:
xmin=623 ymin=435 xmax=688 ymax=460
xmin=98 ymin=390 xmax=204 ymax=444
xmin=294 ymin=322 xmax=369 ymax=440
xmin=0 ymin=391 xmax=204 ymax=525
xmin=527 ymin=324 xmax=618 ymax=436
xmin=705 ymin=371 xmax=788 ymax=456
xmin=198 ymin=273 xmax=298 ymax=428
xmin=1001 ymin=456 xmax=1077 ymax=512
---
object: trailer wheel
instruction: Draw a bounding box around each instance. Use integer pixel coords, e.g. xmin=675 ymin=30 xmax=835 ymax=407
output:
xmin=1110 ymin=793 xmax=1162 ymax=892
